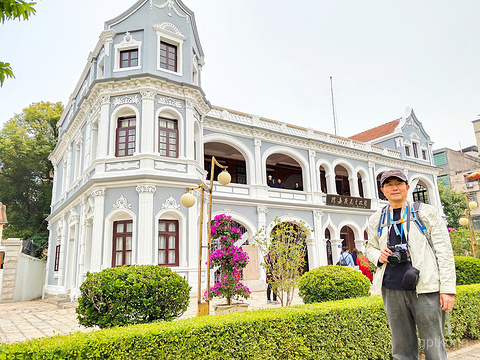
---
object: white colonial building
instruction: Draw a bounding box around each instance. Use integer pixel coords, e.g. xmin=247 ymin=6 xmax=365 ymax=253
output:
xmin=43 ymin=0 xmax=442 ymax=299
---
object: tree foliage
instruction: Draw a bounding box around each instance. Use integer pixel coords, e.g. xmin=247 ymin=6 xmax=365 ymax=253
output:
xmin=253 ymin=217 xmax=311 ymax=306
xmin=438 ymin=185 xmax=466 ymax=228
xmin=0 ymin=102 xmax=63 ymax=256
xmin=0 ymin=0 xmax=37 ymax=86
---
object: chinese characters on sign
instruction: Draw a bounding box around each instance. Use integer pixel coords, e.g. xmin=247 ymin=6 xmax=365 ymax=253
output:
xmin=326 ymin=195 xmax=371 ymax=209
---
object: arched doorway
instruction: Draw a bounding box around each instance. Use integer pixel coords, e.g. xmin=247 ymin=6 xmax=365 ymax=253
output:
xmin=340 ymin=225 xmax=355 ymax=250
xmin=377 ymin=172 xmax=387 ymax=200
xmin=412 ymin=182 xmax=429 ymax=204
xmin=270 ymin=222 xmax=309 ymax=275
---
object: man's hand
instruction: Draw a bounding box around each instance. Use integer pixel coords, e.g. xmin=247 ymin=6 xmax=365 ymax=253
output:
xmin=440 ymin=294 xmax=455 ymax=311
xmin=378 ymin=247 xmax=392 ymax=264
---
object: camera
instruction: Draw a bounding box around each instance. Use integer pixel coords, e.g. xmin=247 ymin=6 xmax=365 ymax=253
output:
xmin=387 ymin=243 xmax=410 ymax=264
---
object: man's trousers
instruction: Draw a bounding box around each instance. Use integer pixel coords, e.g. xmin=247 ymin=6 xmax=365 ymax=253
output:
xmin=382 ymin=288 xmax=447 ymax=360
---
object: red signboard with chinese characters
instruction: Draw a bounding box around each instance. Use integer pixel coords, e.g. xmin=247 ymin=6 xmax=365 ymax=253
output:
xmin=326 ymin=195 xmax=371 ymax=209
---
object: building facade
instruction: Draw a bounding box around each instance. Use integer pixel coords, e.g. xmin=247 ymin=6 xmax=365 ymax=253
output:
xmin=43 ymin=0 xmax=443 ymax=299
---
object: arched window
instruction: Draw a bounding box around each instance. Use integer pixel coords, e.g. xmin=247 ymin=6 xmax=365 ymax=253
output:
xmin=357 ymin=173 xmax=364 ymax=198
xmin=335 ymin=165 xmax=350 ymax=196
xmin=158 ymin=219 xmax=179 ymax=266
xmin=205 ymin=143 xmax=248 ymax=185
xmin=115 ymin=116 xmax=136 ymax=157
xmin=112 ymin=220 xmax=133 ymax=267
xmin=158 ymin=117 xmax=178 ymax=158
xmin=320 ymin=166 xmax=328 ymax=193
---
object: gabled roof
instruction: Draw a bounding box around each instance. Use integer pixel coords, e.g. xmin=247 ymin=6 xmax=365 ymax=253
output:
xmin=348 ymin=119 xmax=401 ymax=142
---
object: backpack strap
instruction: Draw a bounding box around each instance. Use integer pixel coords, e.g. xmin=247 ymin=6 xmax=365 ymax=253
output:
xmin=377 ymin=205 xmax=389 ymax=236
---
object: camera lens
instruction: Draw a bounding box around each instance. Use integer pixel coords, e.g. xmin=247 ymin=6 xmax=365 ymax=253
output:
xmin=388 ymin=252 xmax=402 ymax=264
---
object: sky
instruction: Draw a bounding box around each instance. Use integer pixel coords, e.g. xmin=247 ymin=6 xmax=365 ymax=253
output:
xmin=1 ymin=0 xmax=479 ymax=151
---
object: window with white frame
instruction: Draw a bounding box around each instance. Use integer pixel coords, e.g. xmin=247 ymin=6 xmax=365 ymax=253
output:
xmin=412 ymin=142 xmax=419 ymax=158
xmin=112 ymin=220 xmax=133 ymax=267
xmin=405 ymin=145 xmax=411 ymax=157
xmin=116 ymin=116 xmax=136 ymax=157
xmin=153 ymin=22 xmax=185 ymax=76
xmin=113 ymin=32 xmax=142 ymax=72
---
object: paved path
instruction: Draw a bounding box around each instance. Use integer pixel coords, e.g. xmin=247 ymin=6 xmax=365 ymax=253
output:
xmin=0 ymin=291 xmax=478 ymax=359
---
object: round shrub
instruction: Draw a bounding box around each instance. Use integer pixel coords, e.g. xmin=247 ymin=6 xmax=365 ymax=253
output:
xmin=298 ymin=265 xmax=371 ymax=304
xmin=455 ymin=256 xmax=480 ymax=285
xmin=76 ymin=265 xmax=191 ymax=328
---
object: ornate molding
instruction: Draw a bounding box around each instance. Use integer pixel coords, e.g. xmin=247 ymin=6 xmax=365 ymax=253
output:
xmin=141 ymin=91 xmax=156 ymax=100
xmin=257 ymin=206 xmax=268 ymax=214
xmin=106 ymin=161 xmax=140 ymax=171
xmin=100 ymin=96 xmax=110 ymax=105
xmin=91 ymin=189 xmax=105 ymax=197
xmin=111 ymin=94 xmax=141 ymax=109
xmin=150 ymin=1 xmax=190 ymax=23
xmin=314 ymin=210 xmax=324 ymax=219
xmin=162 ymin=194 xmax=181 ymax=210
xmin=113 ymin=195 xmax=132 ymax=210
xmin=156 ymin=96 xmax=183 ymax=109
xmin=136 ymin=185 xmax=157 ymax=194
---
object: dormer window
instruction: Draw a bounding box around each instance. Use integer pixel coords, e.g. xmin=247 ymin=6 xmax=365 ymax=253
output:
xmin=114 ymin=32 xmax=142 ymax=72
xmin=120 ymin=49 xmax=138 ymax=68
xmin=412 ymin=142 xmax=419 ymax=158
xmin=160 ymin=41 xmax=177 ymax=72
xmin=422 ymin=150 xmax=427 ymax=160
xmin=153 ymin=22 xmax=185 ymax=76
xmin=405 ymin=145 xmax=411 ymax=157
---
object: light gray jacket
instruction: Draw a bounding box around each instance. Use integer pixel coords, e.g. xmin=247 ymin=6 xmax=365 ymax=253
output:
xmin=366 ymin=202 xmax=456 ymax=295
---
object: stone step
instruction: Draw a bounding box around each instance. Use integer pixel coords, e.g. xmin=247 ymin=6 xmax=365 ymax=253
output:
xmin=45 ymin=294 xmax=70 ymax=308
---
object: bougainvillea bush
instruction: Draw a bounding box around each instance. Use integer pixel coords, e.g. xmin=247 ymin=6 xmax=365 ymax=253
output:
xmin=205 ymin=214 xmax=250 ymax=305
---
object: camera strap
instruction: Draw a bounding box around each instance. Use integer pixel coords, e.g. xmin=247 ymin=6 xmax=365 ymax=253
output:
xmin=385 ymin=206 xmax=409 ymax=243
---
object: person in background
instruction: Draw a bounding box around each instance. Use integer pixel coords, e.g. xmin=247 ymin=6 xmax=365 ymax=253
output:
xmin=265 ymin=253 xmax=278 ymax=305
xmin=267 ymin=175 xmax=275 ymax=187
xmin=351 ymin=248 xmax=358 ymax=265
xmin=339 ymin=246 xmax=354 ymax=266
xmin=356 ymin=252 xmax=373 ymax=282
xmin=276 ymin=178 xmax=285 ymax=188
xmin=294 ymin=182 xmax=303 ymax=191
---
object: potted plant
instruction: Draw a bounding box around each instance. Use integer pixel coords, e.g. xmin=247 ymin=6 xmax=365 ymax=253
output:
xmin=205 ymin=214 xmax=251 ymax=314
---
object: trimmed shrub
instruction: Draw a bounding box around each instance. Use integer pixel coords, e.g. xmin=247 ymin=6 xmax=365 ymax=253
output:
xmin=298 ymin=265 xmax=371 ymax=303
xmin=76 ymin=265 xmax=191 ymax=328
xmin=455 ymin=256 xmax=480 ymax=285
xmin=2 ymin=285 xmax=480 ymax=359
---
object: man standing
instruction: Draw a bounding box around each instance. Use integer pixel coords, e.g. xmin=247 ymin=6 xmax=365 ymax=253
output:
xmin=339 ymin=246 xmax=354 ymax=266
xmin=366 ymin=170 xmax=456 ymax=359
xmin=276 ymin=178 xmax=285 ymax=188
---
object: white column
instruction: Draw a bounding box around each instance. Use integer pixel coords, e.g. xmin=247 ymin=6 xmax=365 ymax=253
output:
xmin=256 ymin=206 xmax=268 ymax=280
xmin=308 ymin=150 xmax=317 ymax=192
xmin=90 ymin=188 xmax=106 ymax=272
xmin=254 ymin=138 xmax=262 ymax=185
xmin=331 ymin=238 xmax=343 ymax=265
xmin=76 ymin=199 xmax=87 ymax=295
xmin=368 ymin=161 xmax=377 ymax=198
xmin=185 ymin=100 xmax=196 ymax=160
xmin=140 ymin=91 xmax=156 ymax=155
xmin=136 ymin=185 xmax=156 ymax=264
xmin=98 ymin=96 xmax=110 ymax=159
xmin=349 ymin=175 xmax=359 ymax=197
xmin=51 ymin=164 xmax=58 ymax=203
xmin=313 ymin=210 xmax=325 ymax=267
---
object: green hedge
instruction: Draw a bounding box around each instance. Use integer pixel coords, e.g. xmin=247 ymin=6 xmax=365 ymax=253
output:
xmin=1 ymin=285 xmax=480 ymax=359
xmin=298 ymin=265 xmax=371 ymax=303
xmin=455 ymin=256 xmax=480 ymax=285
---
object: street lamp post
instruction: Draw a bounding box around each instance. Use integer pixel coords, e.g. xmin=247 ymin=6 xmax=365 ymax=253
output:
xmin=180 ymin=156 xmax=231 ymax=316
xmin=459 ymin=193 xmax=479 ymax=258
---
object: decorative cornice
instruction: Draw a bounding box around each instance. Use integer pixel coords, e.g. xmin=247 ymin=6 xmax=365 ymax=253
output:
xmin=315 ymin=210 xmax=324 ymax=219
xmin=136 ymin=185 xmax=157 ymax=194
xmin=113 ymin=195 xmax=132 ymax=210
